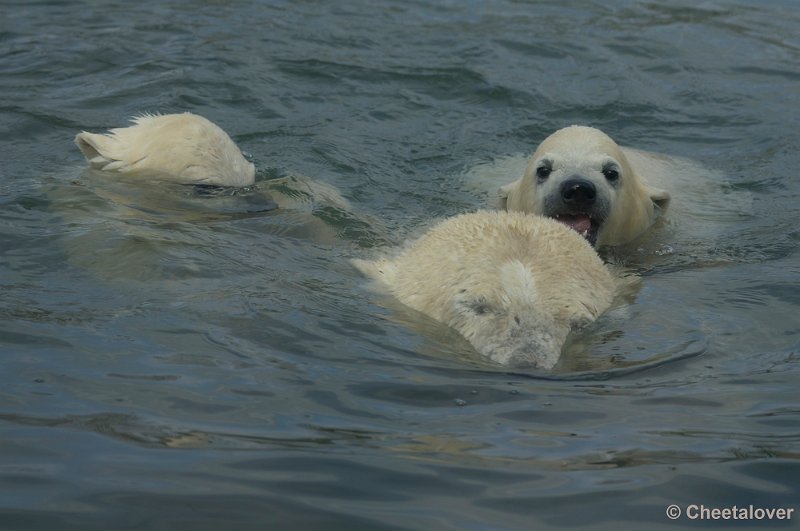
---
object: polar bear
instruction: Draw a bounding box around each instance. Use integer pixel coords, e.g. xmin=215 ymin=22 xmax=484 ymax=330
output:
xmin=75 ymin=112 xmax=255 ymax=187
xmin=62 ymin=112 xmax=386 ymax=279
xmin=70 ymin=111 xmax=375 ymax=234
xmin=353 ymin=211 xmax=617 ymax=369
xmin=499 ymin=125 xmax=671 ymax=247
xmin=72 ymin=112 xmax=359 ymax=215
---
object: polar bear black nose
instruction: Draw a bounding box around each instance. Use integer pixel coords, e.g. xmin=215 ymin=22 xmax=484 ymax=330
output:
xmin=561 ymin=178 xmax=596 ymax=206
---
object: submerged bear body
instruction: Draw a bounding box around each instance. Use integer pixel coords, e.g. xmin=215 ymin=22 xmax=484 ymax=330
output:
xmin=354 ymin=211 xmax=616 ymax=369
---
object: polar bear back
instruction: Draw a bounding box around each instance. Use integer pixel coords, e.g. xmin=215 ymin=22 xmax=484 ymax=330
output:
xmin=74 ymin=113 xmax=255 ymax=187
xmin=354 ymin=211 xmax=616 ymax=368
xmin=385 ymin=211 xmax=612 ymax=313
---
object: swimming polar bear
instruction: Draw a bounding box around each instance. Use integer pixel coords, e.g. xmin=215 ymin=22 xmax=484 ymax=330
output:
xmin=61 ymin=112 xmax=386 ymax=280
xmin=75 ymin=112 xmax=255 ymax=187
xmin=499 ymin=125 xmax=671 ymax=247
xmin=353 ymin=211 xmax=617 ymax=369
xmin=70 ymin=111 xmax=378 ymax=235
xmin=72 ymin=112 xmax=357 ymax=215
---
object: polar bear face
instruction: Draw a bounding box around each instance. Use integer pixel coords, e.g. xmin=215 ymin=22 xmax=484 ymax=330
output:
xmin=501 ymin=126 xmax=670 ymax=247
xmin=354 ymin=211 xmax=616 ymax=369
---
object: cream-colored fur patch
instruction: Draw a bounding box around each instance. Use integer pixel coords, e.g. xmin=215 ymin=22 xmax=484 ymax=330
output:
xmin=75 ymin=112 xmax=255 ymax=187
xmin=353 ymin=211 xmax=617 ymax=369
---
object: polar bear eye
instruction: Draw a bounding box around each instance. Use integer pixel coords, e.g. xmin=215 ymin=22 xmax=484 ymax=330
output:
xmin=471 ymin=302 xmax=491 ymax=315
xmin=462 ymin=297 xmax=492 ymax=316
xmin=570 ymin=315 xmax=592 ymax=329
xmin=535 ymin=163 xmax=552 ymax=182
xmin=602 ymin=163 xmax=620 ymax=184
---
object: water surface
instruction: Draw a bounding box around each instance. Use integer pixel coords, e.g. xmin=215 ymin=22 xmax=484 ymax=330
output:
xmin=2 ymin=1 xmax=799 ymax=529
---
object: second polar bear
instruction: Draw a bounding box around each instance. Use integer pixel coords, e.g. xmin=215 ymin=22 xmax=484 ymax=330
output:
xmin=353 ymin=211 xmax=617 ymax=369
xmin=499 ymin=125 xmax=671 ymax=247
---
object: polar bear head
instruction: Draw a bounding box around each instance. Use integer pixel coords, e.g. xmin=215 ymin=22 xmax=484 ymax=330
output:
xmin=500 ymin=126 xmax=670 ymax=247
xmin=353 ymin=211 xmax=616 ymax=369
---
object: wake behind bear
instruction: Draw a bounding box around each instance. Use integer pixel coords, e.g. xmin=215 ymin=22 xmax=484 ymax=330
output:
xmin=353 ymin=211 xmax=619 ymax=369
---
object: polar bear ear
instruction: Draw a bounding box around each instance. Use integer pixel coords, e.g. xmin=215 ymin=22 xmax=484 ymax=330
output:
xmin=497 ymin=178 xmax=521 ymax=210
xmin=647 ymin=185 xmax=671 ymax=212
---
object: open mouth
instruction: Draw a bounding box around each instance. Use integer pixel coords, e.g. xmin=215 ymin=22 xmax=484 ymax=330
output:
xmin=554 ymin=213 xmax=601 ymax=246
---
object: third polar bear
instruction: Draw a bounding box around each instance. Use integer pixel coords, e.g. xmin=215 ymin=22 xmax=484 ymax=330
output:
xmin=75 ymin=112 xmax=255 ymax=187
xmin=353 ymin=211 xmax=617 ymax=369
xmin=499 ymin=126 xmax=671 ymax=247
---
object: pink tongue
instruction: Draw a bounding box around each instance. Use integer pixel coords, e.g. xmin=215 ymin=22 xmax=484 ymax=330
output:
xmin=557 ymin=214 xmax=592 ymax=235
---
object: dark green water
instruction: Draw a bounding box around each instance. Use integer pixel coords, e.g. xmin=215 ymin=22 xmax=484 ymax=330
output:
xmin=2 ymin=1 xmax=799 ymax=529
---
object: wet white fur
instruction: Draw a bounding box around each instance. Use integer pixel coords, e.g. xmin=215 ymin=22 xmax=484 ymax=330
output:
xmin=353 ymin=211 xmax=617 ymax=369
xmin=75 ymin=112 xmax=255 ymax=187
